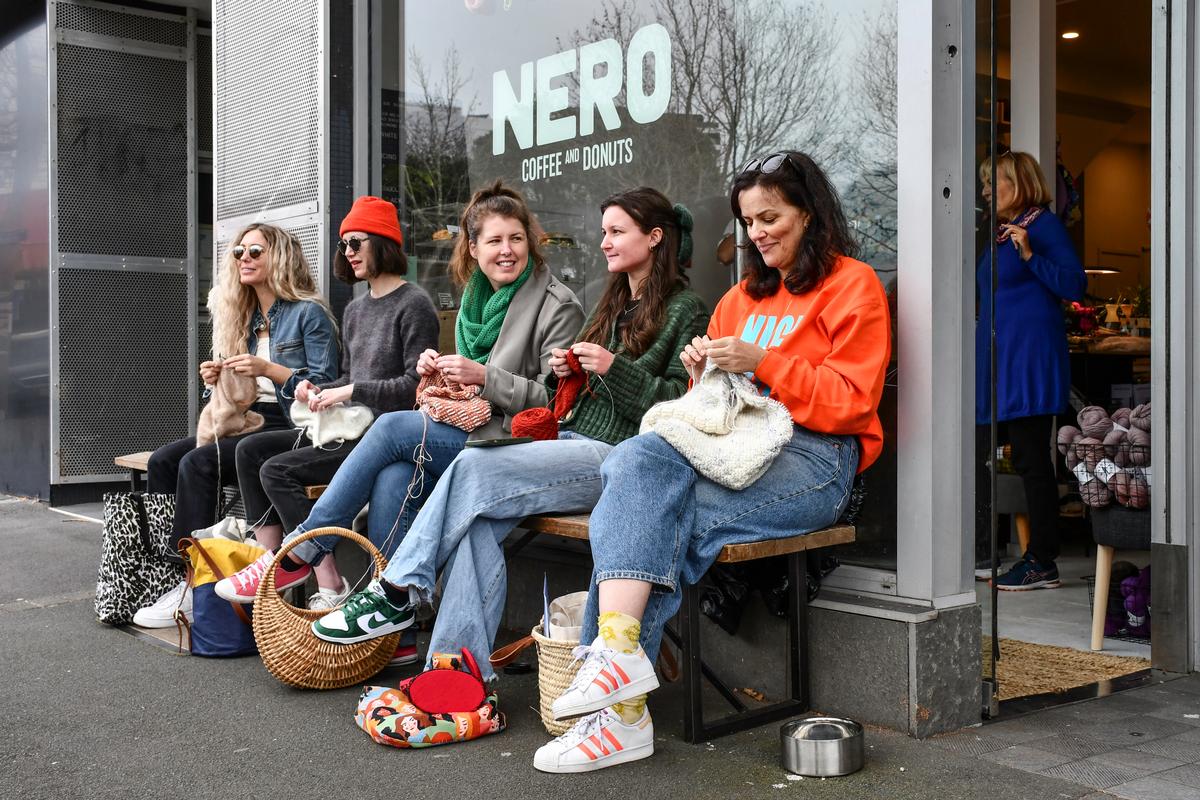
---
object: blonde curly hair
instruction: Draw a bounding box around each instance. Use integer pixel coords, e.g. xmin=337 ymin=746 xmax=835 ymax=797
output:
xmin=209 ymin=223 xmax=334 ymax=358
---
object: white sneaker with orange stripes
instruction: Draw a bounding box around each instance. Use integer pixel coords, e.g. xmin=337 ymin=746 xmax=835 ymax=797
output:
xmin=551 ymin=636 xmax=660 ymax=720
xmin=533 ymin=708 xmax=654 ymax=773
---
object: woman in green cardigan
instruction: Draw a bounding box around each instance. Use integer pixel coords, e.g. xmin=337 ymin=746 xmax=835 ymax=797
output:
xmin=310 ymin=187 xmax=710 ymax=679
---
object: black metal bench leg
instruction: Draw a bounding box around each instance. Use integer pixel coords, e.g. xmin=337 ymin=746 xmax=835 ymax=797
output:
xmin=680 ymin=581 xmax=704 ymax=743
xmin=130 ymin=469 xmax=143 ymax=494
xmin=788 ymin=550 xmax=809 ymax=708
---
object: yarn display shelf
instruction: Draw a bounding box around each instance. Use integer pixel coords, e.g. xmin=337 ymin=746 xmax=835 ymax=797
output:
xmin=1082 ymin=575 xmax=1151 ymax=646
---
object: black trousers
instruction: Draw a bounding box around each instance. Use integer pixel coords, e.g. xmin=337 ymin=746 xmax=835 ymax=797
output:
xmin=975 ymin=414 xmax=1060 ymax=565
xmin=235 ymin=429 xmax=359 ymax=532
xmin=147 ymin=402 xmax=289 ymax=554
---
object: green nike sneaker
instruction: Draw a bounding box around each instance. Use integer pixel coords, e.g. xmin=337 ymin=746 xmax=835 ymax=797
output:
xmin=311 ymin=580 xmax=415 ymax=644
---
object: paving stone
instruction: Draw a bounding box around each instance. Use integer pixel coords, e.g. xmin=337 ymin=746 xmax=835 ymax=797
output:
xmin=1040 ymin=734 xmax=1125 ymax=760
xmin=1108 ymin=776 xmax=1200 ymax=800
xmin=1130 ymin=733 xmax=1200 ymax=763
xmin=981 ymin=744 xmax=1076 ymax=772
xmin=980 ymin=715 xmax=1066 ymax=745
xmin=1081 ymin=715 xmax=1197 ymax=745
xmin=927 ymin=730 xmax=1010 ymax=756
xmin=1159 ymin=764 xmax=1200 ymax=790
xmin=1091 ymin=747 xmax=1187 ymax=773
xmin=1040 ymin=757 xmax=1151 ymax=789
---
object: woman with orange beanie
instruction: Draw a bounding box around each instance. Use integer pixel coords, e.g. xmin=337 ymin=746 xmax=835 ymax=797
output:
xmin=226 ymin=197 xmax=439 ymax=636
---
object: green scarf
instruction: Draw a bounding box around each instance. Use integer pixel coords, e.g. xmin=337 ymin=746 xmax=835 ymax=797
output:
xmin=455 ymin=256 xmax=534 ymax=364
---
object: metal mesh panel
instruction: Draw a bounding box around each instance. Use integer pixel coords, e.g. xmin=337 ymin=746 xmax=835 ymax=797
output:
xmin=56 ymin=269 xmax=190 ymax=477
xmin=214 ymin=0 xmax=320 ymax=218
xmin=197 ymin=31 xmax=212 ymax=152
xmin=215 ymin=221 xmax=322 ymax=285
xmin=56 ymin=2 xmax=187 ymax=47
xmin=56 ymin=43 xmax=187 ymax=257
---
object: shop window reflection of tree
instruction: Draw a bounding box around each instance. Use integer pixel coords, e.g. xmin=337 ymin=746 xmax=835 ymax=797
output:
xmin=840 ymin=6 xmax=898 ymax=271
xmin=403 ymin=46 xmax=473 ymax=240
xmin=565 ymin=0 xmax=843 ymax=178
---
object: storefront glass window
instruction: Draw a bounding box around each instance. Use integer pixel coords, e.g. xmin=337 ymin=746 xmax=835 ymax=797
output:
xmin=398 ymin=0 xmax=899 ymax=568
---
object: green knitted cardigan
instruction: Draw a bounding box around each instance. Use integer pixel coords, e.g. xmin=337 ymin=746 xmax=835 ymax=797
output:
xmin=553 ymin=287 xmax=709 ymax=446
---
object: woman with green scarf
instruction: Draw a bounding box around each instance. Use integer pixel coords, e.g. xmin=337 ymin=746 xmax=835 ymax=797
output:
xmin=220 ymin=183 xmax=583 ymax=661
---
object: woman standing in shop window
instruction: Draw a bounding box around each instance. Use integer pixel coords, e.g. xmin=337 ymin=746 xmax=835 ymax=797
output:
xmin=134 ymin=224 xmax=338 ymax=627
xmin=975 ymin=150 xmax=1086 ymax=590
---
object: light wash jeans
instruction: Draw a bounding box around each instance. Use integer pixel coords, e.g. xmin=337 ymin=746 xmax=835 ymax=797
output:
xmin=381 ymin=432 xmax=613 ymax=681
xmin=580 ymin=426 xmax=858 ymax=662
xmin=282 ymin=410 xmax=469 ymax=564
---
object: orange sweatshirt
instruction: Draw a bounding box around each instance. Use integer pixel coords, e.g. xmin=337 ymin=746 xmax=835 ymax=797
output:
xmin=707 ymin=256 xmax=891 ymax=472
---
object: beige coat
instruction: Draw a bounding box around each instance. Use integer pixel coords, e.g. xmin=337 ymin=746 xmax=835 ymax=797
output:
xmin=475 ymin=265 xmax=584 ymax=440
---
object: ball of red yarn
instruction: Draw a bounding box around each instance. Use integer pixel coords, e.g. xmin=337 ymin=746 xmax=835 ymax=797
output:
xmin=512 ymin=407 xmax=558 ymax=441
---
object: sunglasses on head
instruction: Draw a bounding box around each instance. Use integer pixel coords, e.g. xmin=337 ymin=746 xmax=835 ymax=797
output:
xmin=231 ymin=244 xmax=265 ymax=260
xmin=738 ymin=152 xmax=799 ymax=177
xmin=337 ymin=235 xmax=371 ymax=254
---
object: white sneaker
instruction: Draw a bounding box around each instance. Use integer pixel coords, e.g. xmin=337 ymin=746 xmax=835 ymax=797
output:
xmin=306 ymin=578 xmax=352 ymax=611
xmin=533 ymin=707 xmax=654 ymax=773
xmin=551 ymin=635 xmax=660 ymax=720
xmin=132 ymin=579 xmax=192 ymax=628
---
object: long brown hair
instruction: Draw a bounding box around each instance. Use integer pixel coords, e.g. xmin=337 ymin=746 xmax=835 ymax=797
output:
xmin=210 ymin=223 xmax=333 ymax=357
xmin=730 ymin=151 xmax=857 ymax=300
xmin=578 ymin=187 xmax=689 ymax=358
xmin=447 ymin=181 xmax=546 ymax=288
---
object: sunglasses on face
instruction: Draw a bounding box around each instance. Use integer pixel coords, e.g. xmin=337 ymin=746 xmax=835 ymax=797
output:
xmin=231 ymin=244 xmax=265 ymax=260
xmin=337 ymin=235 xmax=371 ymax=254
xmin=738 ymin=152 xmax=799 ymax=177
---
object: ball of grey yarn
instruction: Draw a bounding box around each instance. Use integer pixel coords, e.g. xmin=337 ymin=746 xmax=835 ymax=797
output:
xmin=1103 ymin=428 xmax=1128 ymax=459
xmin=1079 ymin=479 xmax=1112 ymax=508
xmin=1076 ymin=436 xmax=1105 ymax=472
xmin=1057 ymin=425 xmax=1081 ymax=456
xmin=1078 ymin=405 xmax=1114 ymax=439
xmin=1109 ymin=470 xmax=1132 ymax=506
xmin=673 ymin=203 xmax=694 ymax=266
xmin=1111 ymin=407 xmax=1132 ymax=428
xmin=1127 ymin=427 xmax=1150 ymax=466
xmin=1130 ymin=402 xmax=1151 ymax=432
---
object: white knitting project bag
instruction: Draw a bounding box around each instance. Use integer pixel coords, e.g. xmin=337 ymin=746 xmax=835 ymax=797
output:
xmin=641 ymin=362 xmax=794 ymax=490
xmin=289 ymin=400 xmax=375 ymax=448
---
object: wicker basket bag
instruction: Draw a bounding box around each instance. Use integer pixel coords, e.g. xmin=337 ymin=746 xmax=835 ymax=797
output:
xmin=253 ymin=526 xmax=400 ymax=689
xmin=532 ymin=624 xmax=583 ymax=735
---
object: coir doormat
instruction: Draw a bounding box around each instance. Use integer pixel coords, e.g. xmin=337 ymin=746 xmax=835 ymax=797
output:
xmin=982 ymin=636 xmax=1150 ymax=701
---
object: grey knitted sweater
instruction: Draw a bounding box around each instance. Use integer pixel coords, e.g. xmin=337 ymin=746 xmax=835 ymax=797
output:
xmin=319 ymin=282 xmax=440 ymax=413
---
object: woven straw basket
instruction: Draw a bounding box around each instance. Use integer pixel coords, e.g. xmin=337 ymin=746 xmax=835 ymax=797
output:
xmin=253 ymin=526 xmax=400 ymax=689
xmin=532 ymin=623 xmax=583 ymax=735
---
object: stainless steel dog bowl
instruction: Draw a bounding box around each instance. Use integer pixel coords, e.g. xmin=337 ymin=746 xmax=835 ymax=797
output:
xmin=780 ymin=717 xmax=864 ymax=777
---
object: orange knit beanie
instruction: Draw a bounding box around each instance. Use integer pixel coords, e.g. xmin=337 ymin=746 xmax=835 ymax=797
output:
xmin=340 ymin=196 xmax=404 ymax=246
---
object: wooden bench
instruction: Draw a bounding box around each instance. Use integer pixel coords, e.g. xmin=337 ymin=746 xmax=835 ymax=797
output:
xmin=512 ymin=513 xmax=855 ymax=743
xmin=114 ymin=451 xmax=153 ymax=492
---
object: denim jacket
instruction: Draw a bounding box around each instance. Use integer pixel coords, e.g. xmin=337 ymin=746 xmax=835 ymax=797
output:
xmin=246 ymin=298 xmax=339 ymax=419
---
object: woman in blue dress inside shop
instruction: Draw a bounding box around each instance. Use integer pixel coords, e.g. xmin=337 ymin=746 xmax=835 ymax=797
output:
xmin=976 ymin=150 xmax=1086 ymax=591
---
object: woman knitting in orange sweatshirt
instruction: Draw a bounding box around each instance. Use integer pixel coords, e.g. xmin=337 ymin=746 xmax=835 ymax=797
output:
xmin=532 ymin=151 xmax=891 ymax=774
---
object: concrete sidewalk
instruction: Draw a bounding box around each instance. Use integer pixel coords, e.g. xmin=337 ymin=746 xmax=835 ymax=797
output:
xmin=0 ymin=496 xmax=1174 ymax=799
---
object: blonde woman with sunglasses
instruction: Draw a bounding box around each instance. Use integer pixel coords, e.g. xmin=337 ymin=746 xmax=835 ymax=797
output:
xmin=133 ymin=223 xmax=339 ymax=629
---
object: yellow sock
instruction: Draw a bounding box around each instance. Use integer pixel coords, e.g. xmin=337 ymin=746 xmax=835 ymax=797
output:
xmin=611 ymin=695 xmax=648 ymax=724
xmin=597 ymin=610 xmax=641 ymax=653
xmin=597 ymin=611 xmax=647 ymax=724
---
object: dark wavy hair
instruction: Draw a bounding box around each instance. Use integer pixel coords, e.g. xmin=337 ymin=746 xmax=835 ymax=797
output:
xmin=448 ymin=180 xmax=546 ymax=288
xmin=578 ymin=187 xmax=688 ymax=358
xmin=729 ymin=151 xmax=857 ymax=300
xmin=332 ymin=234 xmax=406 ymax=285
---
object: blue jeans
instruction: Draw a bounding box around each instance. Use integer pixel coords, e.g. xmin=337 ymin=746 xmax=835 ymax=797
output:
xmin=581 ymin=427 xmax=858 ymax=662
xmin=282 ymin=410 xmax=469 ymax=564
xmin=381 ymin=432 xmax=612 ymax=681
